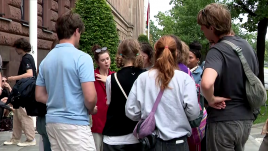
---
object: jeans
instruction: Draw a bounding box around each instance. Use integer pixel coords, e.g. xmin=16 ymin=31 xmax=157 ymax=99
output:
xmin=206 ymin=120 xmax=252 ymax=151
xmin=151 ymin=136 xmax=189 ymax=151
xmin=36 ymin=116 xmax=51 ymax=151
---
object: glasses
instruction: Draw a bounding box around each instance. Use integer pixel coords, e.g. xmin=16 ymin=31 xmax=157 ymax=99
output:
xmin=2 ymin=80 xmax=7 ymax=82
xmin=95 ymin=47 xmax=107 ymax=53
xmin=202 ymin=9 xmax=206 ymax=16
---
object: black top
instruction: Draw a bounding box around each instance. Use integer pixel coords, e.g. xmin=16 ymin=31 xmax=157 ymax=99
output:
xmin=204 ymin=36 xmax=259 ymax=123
xmin=18 ymin=54 xmax=36 ymax=79
xmin=102 ymin=66 xmax=145 ymax=136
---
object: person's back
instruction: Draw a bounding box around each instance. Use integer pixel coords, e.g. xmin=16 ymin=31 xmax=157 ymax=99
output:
xmin=40 ymin=44 xmax=93 ymax=125
xmin=35 ymin=11 xmax=97 ymax=151
xmin=126 ymin=36 xmax=199 ymax=151
xmin=206 ymin=36 xmax=258 ymax=122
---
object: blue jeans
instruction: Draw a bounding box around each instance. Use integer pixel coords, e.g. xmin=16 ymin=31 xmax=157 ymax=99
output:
xmin=36 ymin=116 xmax=51 ymax=151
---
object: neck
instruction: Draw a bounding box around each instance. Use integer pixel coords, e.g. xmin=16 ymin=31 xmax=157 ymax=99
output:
xmin=124 ymin=61 xmax=133 ymax=67
xmin=214 ymin=33 xmax=233 ymax=43
xmin=144 ymin=63 xmax=151 ymax=69
xmin=21 ymin=51 xmax=27 ymax=56
xmin=99 ymin=68 xmax=108 ymax=76
xmin=59 ymin=39 xmax=76 ymax=46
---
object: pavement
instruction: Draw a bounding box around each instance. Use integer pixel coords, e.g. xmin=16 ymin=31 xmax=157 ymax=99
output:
xmin=0 ymin=123 xmax=266 ymax=151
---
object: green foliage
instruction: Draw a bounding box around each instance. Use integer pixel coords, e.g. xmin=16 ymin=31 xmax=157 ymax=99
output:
xmin=228 ymin=0 xmax=268 ymax=32
xmin=138 ymin=34 xmax=149 ymax=43
xmin=74 ymin=0 xmax=119 ymax=71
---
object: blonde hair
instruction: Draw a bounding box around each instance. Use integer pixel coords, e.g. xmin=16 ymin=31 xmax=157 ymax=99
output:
xmin=116 ymin=39 xmax=143 ymax=68
xmin=197 ymin=3 xmax=231 ymax=36
xmin=180 ymin=41 xmax=190 ymax=65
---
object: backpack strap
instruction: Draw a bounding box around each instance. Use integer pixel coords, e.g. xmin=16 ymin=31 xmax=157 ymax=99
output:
xmin=221 ymin=40 xmax=257 ymax=85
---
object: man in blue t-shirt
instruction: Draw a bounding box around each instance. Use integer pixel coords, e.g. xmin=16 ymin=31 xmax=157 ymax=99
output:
xmin=35 ymin=11 xmax=97 ymax=151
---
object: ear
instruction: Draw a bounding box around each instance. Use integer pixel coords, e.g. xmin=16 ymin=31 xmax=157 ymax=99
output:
xmin=74 ymin=28 xmax=80 ymax=36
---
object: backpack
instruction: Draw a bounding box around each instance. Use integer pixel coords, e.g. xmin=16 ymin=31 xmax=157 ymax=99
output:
xmin=8 ymin=77 xmax=47 ymax=116
xmin=221 ymin=40 xmax=267 ymax=111
xmin=187 ymin=68 xmax=207 ymax=144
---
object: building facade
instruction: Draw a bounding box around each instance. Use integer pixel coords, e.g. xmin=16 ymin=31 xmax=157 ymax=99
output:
xmin=0 ymin=0 xmax=144 ymax=85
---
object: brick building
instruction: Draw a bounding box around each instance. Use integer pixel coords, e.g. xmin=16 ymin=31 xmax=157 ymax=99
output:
xmin=0 ymin=0 xmax=144 ymax=85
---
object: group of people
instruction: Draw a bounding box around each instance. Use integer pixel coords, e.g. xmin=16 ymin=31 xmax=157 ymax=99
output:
xmin=0 ymin=2 xmax=268 ymax=151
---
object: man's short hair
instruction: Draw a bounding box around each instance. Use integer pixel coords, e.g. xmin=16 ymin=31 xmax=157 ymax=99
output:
xmin=13 ymin=38 xmax=31 ymax=52
xmin=55 ymin=11 xmax=85 ymax=40
xmin=197 ymin=3 xmax=232 ymax=36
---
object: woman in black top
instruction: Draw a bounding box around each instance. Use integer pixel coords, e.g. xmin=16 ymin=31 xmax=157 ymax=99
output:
xmin=103 ymin=39 xmax=145 ymax=151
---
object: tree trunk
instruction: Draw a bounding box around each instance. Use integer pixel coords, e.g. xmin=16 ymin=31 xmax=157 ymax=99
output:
xmin=256 ymin=18 xmax=268 ymax=84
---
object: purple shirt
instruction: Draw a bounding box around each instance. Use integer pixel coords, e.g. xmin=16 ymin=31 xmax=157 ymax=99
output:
xmin=178 ymin=63 xmax=192 ymax=77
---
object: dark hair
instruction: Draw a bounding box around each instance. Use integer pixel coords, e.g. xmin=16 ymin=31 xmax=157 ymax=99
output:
xmin=154 ymin=36 xmax=178 ymax=90
xmin=56 ymin=11 xmax=85 ymax=40
xmin=189 ymin=41 xmax=202 ymax=59
xmin=91 ymin=44 xmax=109 ymax=62
xmin=116 ymin=39 xmax=143 ymax=68
xmin=13 ymin=38 xmax=31 ymax=52
xmin=140 ymin=42 xmax=154 ymax=65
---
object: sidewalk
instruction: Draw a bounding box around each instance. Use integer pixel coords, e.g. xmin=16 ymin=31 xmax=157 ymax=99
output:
xmin=245 ymin=123 xmax=265 ymax=151
xmin=0 ymin=131 xmax=40 ymax=151
xmin=0 ymin=123 xmax=266 ymax=151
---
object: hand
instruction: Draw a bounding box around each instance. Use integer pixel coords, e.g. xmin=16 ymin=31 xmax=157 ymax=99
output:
xmin=261 ymin=119 xmax=268 ymax=135
xmin=95 ymin=74 xmax=107 ymax=83
xmin=208 ymin=96 xmax=231 ymax=109
xmin=90 ymin=106 xmax=98 ymax=115
xmin=1 ymin=97 xmax=8 ymax=103
xmin=3 ymin=83 xmax=11 ymax=91
xmin=7 ymin=76 xmax=15 ymax=81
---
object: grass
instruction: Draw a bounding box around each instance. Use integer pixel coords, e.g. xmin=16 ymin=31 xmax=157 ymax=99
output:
xmin=254 ymin=91 xmax=268 ymax=124
xmin=254 ymin=100 xmax=268 ymax=124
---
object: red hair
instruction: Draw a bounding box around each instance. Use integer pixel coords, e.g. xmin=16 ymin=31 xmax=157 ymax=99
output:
xmin=154 ymin=36 xmax=178 ymax=90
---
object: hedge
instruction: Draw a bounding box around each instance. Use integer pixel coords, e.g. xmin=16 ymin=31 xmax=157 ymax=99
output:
xmin=74 ymin=0 xmax=119 ymax=71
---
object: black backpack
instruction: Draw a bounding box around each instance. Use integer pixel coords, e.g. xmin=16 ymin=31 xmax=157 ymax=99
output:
xmin=7 ymin=77 xmax=47 ymax=116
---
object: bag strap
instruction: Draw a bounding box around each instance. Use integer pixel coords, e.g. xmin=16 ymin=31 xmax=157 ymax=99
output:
xmin=151 ymin=90 xmax=164 ymax=113
xmin=221 ymin=40 xmax=257 ymax=85
xmin=114 ymin=73 xmax=128 ymax=99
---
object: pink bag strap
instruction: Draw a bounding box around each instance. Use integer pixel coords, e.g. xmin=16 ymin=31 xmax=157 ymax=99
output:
xmin=151 ymin=90 xmax=164 ymax=113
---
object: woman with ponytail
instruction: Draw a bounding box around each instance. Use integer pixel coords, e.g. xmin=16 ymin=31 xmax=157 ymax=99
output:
xmin=102 ymin=39 xmax=145 ymax=151
xmin=125 ymin=36 xmax=199 ymax=151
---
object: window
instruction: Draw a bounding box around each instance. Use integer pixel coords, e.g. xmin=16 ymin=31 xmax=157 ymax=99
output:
xmin=0 ymin=0 xmax=11 ymax=21
xmin=42 ymin=0 xmax=53 ymax=33
xmin=21 ymin=0 xmax=29 ymax=25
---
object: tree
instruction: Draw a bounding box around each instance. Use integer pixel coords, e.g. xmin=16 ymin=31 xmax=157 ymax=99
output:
xmin=74 ymin=0 xmax=119 ymax=71
xmin=138 ymin=34 xmax=149 ymax=43
xmin=149 ymin=20 xmax=161 ymax=45
xmin=228 ymin=0 xmax=268 ymax=84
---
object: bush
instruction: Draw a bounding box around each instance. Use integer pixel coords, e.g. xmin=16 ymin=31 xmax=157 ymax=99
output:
xmin=74 ymin=0 xmax=119 ymax=71
xmin=138 ymin=34 xmax=149 ymax=43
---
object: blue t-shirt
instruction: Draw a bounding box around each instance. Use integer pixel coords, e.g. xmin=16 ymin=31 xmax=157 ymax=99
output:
xmin=36 ymin=43 xmax=95 ymax=125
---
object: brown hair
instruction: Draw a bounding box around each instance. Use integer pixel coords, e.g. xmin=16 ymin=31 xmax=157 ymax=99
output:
xmin=91 ymin=44 xmax=110 ymax=62
xmin=170 ymin=35 xmax=183 ymax=64
xmin=56 ymin=11 xmax=85 ymax=40
xmin=116 ymin=39 xmax=143 ymax=68
xmin=13 ymin=38 xmax=31 ymax=52
xmin=197 ymin=3 xmax=231 ymax=36
xmin=181 ymin=41 xmax=190 ymax=65
xmin=140 ymin=42 xmax=154 ymax=66
xmin=154 ymin=36 xmax=178 ymax=90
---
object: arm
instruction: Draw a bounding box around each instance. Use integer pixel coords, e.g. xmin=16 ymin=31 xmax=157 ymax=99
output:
xmin=78 ymin=55 xmax=97 ymax=113
xmin=9 ymin=69 xmax=33 ymax=81
xmin=184 ymin=76 xmax=200 ymax=121
xmin=201 ymin=68 xmax=217 ymax=103
xmin=82 ymin=82 xmax=97 ymax=114
xmin=125 ymin=80 xmax=141 ymax=121
xmin=35 ymin=85 xmax=48 ymax=104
